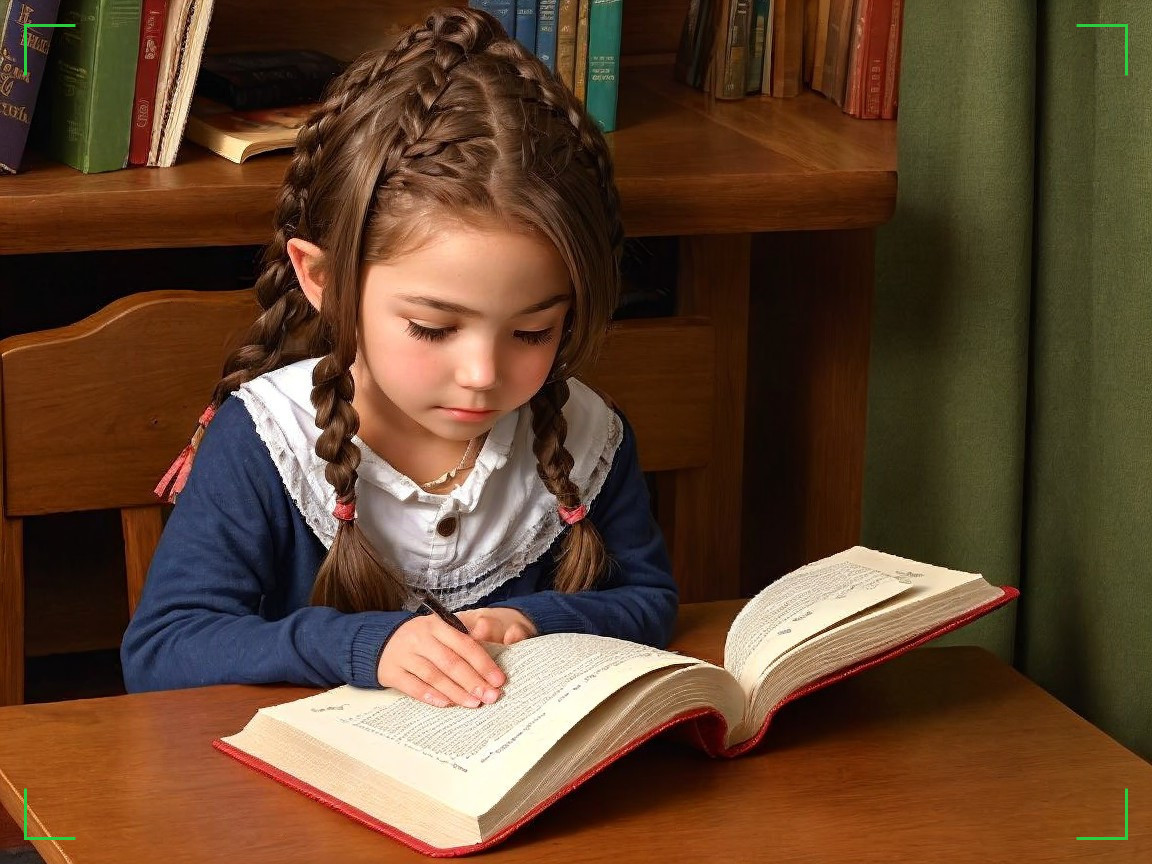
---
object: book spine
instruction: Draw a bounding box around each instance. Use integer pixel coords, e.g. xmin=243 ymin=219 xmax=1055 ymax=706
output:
xmin=861 ymin=0 xmax=891 ymax=118
xmin=573 ymin=0 xmax=589 ymax=101
xmin=469 ymin=0 xmax=516 ymax=39
xmin=0 ymin=0 xmax=64 ymax=173
xmin=880 ymin=0 xmax=902 ymax=119
xmin=128 ymin=0 xmax=166 ymax=165
xmin=717 ymin=0 xmax=751 ymax=100
xmin=584 ymin=0 xmax=620 ymax=131
xmin=672 ymin=0 xmax=701 ymax=86
xmin=40 ymin=0 xmax=141 ymax=173
xmin=513 ymin=0 xmax=536 ymax=54
xmin=844 ymin=0 xmax=868 ymax=114
xmin=759 ymin=0 xmax=775 ymax=94
xmin=536 ymin=0 xmax=557 ymax=73
xmin=556 ymin=0 xmax=578 ymax=89
xmin=745 ymin=0 xmax=768 ymax=93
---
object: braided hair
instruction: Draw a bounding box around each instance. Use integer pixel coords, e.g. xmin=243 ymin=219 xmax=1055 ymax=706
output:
xmin=171 ymin=7 xmax=624 ymax=611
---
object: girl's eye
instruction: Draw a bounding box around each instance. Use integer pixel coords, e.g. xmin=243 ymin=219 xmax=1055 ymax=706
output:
xmin=405 ymin=322 xmax=555 ymax=346
xmin=515 ymin=328 xmax=554 ymax=346
xmin=406 ymin=322 xmax=453 ymax=342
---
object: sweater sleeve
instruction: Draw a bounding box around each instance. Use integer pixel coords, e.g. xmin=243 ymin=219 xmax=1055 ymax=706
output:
xmin=489 ymin=411 xmax=679 ymax=647
xmin=120 ymin=398 xmax=415 ymax=693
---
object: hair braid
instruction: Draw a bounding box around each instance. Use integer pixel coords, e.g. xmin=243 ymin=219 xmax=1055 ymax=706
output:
xmin=530 ymin=379 xmax=612 ymax=592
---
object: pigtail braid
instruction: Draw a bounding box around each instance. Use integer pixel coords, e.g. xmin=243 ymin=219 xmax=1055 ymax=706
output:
xmin=530 ymin=379 xmax=611 ymax=592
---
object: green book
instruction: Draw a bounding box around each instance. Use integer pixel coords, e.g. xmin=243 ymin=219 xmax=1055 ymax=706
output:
xmin=585 ymin=0 xmax=622 ymax=133
xmin=35 ymin=0 xmax=141 ymax=172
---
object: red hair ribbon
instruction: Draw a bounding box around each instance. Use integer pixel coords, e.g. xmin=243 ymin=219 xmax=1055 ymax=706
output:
xmin=154 ymin=403 xmax=217 ymax=504
xmin=333 ymin=500 xmax=357 ymax=522
xmin=558 ymin=504 xmax=587 ymax=525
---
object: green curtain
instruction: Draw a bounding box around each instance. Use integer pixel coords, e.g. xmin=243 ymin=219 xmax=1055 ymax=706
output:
xmin=862 ymin=0 xmax=1151 ymax=760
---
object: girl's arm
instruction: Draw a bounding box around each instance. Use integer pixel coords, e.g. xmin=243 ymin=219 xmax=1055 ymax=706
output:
xmin=120 ymin=398 xmax=415 ymax=692
xmin=489 ymin=411 xmax=680 ymax=647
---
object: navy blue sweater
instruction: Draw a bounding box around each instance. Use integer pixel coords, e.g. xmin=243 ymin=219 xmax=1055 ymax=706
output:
xmin=121 ymin=398 xmax=678 ymax=692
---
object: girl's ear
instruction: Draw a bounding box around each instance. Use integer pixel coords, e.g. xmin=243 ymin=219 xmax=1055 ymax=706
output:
xmin=286 ymin=238 xmax=327 ymax=312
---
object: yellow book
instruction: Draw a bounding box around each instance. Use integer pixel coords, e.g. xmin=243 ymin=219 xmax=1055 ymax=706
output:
xmin=183 ymin=97 xmax=314 ymax=164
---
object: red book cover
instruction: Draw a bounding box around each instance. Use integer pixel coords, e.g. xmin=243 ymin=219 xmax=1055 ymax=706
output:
xmin=128 ymin=0 xmax=168 ymax=166
xmin=881 ymin=0 xmax=903 ymax=119
xmin=861 ymin=0 xmax=892 ymax=118
xmin=844 ymin=0 xmax=870 ymax=116
xmin=212 ymin=584 xmax=1019 ymax=856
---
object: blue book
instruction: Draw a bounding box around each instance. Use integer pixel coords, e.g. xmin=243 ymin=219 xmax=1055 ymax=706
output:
xmin=513 ymin=0 xmax=537 ymax=53
xmin=468 ymin=0 xmax=516 ymax=39
xmin=535 ymin=0 xmax=557 ymax=73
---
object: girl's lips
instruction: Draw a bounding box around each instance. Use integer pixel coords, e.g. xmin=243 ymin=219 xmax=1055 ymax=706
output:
xmin=439 ymin=407 xmax=497 ymax=421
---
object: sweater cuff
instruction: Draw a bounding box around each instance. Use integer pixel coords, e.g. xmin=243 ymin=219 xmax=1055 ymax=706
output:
xmin=349 ymin=613 xmax=417 ymax=688
xmin=491 ymin=594 xmax=589 ymax=637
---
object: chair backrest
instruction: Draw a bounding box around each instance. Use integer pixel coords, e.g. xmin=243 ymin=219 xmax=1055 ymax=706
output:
xmin=0 ymin=289 xmax=261 ymax=619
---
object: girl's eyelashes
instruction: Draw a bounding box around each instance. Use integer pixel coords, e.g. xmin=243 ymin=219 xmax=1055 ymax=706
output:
xmin=405 ymin=322 xmax=555 ymax=346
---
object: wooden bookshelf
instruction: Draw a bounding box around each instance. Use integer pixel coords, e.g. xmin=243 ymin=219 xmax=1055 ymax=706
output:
xmin=0 ymin=0 xmax=898 ymax=627
xmin=0 ymin=65 xmax=894 ymax=254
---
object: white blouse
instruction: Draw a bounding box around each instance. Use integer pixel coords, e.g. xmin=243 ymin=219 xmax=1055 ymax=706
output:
xmin=236 ymin=358 xmax=622 ymax=610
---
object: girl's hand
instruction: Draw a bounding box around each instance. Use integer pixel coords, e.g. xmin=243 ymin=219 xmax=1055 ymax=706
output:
xmin=456 ymin=608 xmax=537 ymax=645
xmin=377 ymin=615 xmax=506 ymax=708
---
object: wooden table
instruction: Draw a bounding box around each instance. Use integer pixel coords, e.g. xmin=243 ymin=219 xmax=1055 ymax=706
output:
xmin=3 ymin=602 xmax=1147 ymax=863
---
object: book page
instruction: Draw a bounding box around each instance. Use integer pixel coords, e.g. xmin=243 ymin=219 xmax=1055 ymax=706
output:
xmin=724 ymin=547 xmax=914 ymax=692
xmin=250 ymin=633 xmax=699 ymax=817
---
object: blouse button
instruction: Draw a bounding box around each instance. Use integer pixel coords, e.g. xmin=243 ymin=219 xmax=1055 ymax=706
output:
xmin=435 ymin=516 xmax=458 ymax=537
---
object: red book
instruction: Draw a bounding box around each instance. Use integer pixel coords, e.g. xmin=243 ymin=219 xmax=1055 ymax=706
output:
xmin=213 ymin=547 xmax=1018 ymax=856
xmin=128 ymin=0 xmax=169 ymax=166
xmin=861 ymin=0 xmax=892 ymax=118
xmin=881 ymin=0 xmax=904 ymax=120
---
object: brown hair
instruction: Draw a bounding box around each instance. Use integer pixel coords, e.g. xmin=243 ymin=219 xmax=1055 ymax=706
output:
xmin=193 ymin=7 xmax=624 ymax=612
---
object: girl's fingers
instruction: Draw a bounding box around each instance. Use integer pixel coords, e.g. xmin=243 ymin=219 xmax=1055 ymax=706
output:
xmin=407 ymin=654 xmax=485 ymax=708
xmin=389 ymin=669 xmax=454 ymax=709
xmin=438 ymin=626 xmax=507 ymax=689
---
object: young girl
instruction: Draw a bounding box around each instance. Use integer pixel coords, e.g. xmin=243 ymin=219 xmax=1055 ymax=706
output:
xmin=120 ymin=7 xmax=678 ymax=709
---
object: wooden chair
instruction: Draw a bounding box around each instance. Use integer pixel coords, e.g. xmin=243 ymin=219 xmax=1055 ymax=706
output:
xmin=0 ymin=289 xmax=261 ymax=706
xmin=0 ymin=291 xmax=719 ymax=707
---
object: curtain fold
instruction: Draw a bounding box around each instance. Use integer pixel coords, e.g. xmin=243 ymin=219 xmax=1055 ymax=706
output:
xmin=863 ymin=0 xmax=1151 ymax=759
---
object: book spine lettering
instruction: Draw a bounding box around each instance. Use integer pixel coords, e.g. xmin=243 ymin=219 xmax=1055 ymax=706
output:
xmin=574 ymin=0 xmax=589 ymax=101
xmin=513 ymin=0 xmax=536 ymax=54
xmin=128 ymin=0 xmax=166 ymax=165
xmin=469 ymin=0 xmax=516 ymax=40
xmin=584 ymin=0 xmax=620 ymax=131
xmin=536 ymin=0 xmax=557 ymax=73
xmin=556 ymin=0 xmax=578 ymax=89
xmin=0 ymin=0 xmax=64 ymax=173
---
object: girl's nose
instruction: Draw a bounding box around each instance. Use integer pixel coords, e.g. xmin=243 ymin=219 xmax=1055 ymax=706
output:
xmin=456 ymin=344 xmax=499 ymax=390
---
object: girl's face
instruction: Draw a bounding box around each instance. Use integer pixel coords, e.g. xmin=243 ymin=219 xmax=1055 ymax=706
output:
xmin=353 ymin=224 xmax=572 ymax=446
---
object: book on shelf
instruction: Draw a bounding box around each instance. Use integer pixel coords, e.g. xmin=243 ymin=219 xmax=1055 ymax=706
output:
xmin=195 ymin=49 xmax=346 ymax=111
xmin=33 ymin=0 xmax=141 ymax=174
xmin=0 ymin=0 xmax=63 ymax=174
xmin=183 ymin=96 xmax=311 ymax=163
xmin=146 ymin=0 xmax=215 ymax=167
xmin=675 ymin=0 xmax=902 ymax=118
xmin=216 ymin=546 xmax=1018 ymax=856
xmin=128 ymin=0 xmax=169 ymax=166
xmin=513 ymin=0 xmax=537 ymax=53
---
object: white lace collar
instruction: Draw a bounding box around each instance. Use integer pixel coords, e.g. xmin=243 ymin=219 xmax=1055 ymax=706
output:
xmin=236 ymin=358 xmax=622 ymax=609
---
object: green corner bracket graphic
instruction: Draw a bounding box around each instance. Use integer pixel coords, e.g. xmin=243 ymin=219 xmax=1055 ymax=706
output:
xmin=19 ymin=22 xmax=76 ymax=76
xmin=1076 ymin=23 xmax=1130 ymax=76
xmin=1076 ymin=788 xmax=1129 ymax=841
xmin=22 ymin=789 xmax=75 ymax=842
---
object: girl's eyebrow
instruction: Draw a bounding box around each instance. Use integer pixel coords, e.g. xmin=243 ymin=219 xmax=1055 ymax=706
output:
xmin=395 ymin=292 xmax=570 ymax=318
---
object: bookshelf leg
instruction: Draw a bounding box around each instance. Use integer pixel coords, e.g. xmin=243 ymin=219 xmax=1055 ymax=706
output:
xmin=674 ymin=234 xmax=750 ymax=602
xmin=742 ymin=229 xmax=875 ymax=595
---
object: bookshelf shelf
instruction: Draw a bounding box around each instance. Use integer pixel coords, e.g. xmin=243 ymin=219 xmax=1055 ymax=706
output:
xmin=1 ymin=66 xmax=895 ymax=255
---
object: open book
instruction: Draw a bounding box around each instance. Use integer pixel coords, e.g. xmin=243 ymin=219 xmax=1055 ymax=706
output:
xmin=183 ymin=97 xmax=312 ymax=163
xmin=215 ymin=546 xmax=1018 ymax=856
